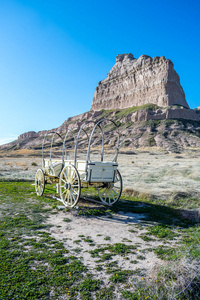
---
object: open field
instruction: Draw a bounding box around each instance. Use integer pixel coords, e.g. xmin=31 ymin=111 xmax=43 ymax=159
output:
xmin=1 ymin=148 xmax=200 ymax=201
xmin=0 ymin=148 xmax=199 ymax=299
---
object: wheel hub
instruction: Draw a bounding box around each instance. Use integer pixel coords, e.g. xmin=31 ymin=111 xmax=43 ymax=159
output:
xmin=65 ymin=182 xmax=71 ymax=190
xmin=107 ymin=183 xmax=114 ymax=189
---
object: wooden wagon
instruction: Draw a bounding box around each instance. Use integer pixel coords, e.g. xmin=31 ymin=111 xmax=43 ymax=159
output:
xmin=35 ymin=119 xmax=123 ymax=207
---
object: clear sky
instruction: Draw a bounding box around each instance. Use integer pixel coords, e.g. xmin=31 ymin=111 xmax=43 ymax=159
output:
xmin=0 ymin=0 xmax=200 ymax=145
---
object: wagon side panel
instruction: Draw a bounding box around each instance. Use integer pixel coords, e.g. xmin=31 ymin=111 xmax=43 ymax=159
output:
xmin=87 ymin=162 xmax=118 ymax=183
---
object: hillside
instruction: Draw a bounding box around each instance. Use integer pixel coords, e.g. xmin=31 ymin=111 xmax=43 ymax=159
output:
xmin=2 ymin=104 xmax=200 ymax=153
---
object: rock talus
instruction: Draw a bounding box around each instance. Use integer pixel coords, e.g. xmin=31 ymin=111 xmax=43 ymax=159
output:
xmin=91 ymin=53 xmax=189 ymax=110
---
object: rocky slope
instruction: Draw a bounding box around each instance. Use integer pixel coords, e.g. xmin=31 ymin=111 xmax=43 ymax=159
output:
xmin=2 ymin=105 xmax=200 ymax=153
xmin=91 ymin=54 xmax=189 ymax=110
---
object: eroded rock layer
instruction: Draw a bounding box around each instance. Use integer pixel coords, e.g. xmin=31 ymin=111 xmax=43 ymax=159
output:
xmin=91 ymin=53 xmax=189 ymax=110
xmin=2 ymin=106 xmax=200 ymax=153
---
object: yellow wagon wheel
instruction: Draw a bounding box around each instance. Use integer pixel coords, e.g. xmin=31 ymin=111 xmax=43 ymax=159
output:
xmin=35 ymin=168 xmax=45 ymax=196
xmin=98 ymin=170 xmax=122 ymax=205
xmin=59 ymin=164 xmax=81 ymax=207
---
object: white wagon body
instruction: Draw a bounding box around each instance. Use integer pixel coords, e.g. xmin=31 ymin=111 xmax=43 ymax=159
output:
xmin=44 ymin=159 xmax=118 ymax=182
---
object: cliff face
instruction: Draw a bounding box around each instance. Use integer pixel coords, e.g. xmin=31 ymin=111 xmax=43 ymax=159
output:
xmin=91 ymin=53 xmax=189 ymax=111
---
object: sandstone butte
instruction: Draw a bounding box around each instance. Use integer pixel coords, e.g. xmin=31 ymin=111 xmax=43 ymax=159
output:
xmin=2 ymin=52 xmax=200 ymax=152
xmin=91 ymin=53 xmax=189 ymax=111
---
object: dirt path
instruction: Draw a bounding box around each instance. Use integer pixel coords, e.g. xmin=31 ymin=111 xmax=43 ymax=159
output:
xmin=45 ymin=204 xmax=176 ymax=288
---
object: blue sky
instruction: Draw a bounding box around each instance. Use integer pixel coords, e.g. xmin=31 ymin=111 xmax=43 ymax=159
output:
xmin=0 ymin=0 xmax=200 ymax=145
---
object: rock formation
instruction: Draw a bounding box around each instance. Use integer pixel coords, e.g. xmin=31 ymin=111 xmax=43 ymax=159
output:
xmin=2 ymin=52 xmax=200 ymax=153
xmin=18 ymin=131 xmax=38 ymax=139
xmin=91 ymin=53 xmax=189 ymax=111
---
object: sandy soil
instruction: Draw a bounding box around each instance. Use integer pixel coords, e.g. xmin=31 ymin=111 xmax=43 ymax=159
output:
xmin=46 ymin=207 xmax=172 ymax=285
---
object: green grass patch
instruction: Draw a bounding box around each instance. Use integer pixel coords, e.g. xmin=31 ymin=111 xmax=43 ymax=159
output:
xmin=77 ymin=207 xmax=107 ymax=216
xmin=63 ymin=217 xmax=72 ymax=222
xmin=115 ymin=104 xmax=159 ymax=118
xmin=147 ymin=225 xmax=178 ymax=239
xmin=110 ymin=270 xmax=133 ymax=283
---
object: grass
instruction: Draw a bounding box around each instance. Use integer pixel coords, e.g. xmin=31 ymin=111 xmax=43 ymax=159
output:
xmin=89 ymin=243 xmax=137 ymax=260
xmin=0 ymin=181 xmax=199 ymax=299
xmin=110 ymin=270 xmax=132 ymax=283
xmin=0 ymin=182 xmax=93 ymax=299
xmin=0 ymin=216 xmax=87 ymax=299
xmin=77 ymin=207 xmax=108 ymax=216
xmin=115 ymin=104 xmax=159 ymax=119
xmin=146 ymin=225 xmax=179 ymax=239
xmin=63 ymin=217 xmax=72 ymax=222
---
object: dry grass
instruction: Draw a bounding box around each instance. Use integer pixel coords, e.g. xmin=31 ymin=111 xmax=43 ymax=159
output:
xmin=15 ymin=162 xmax=27 ymax=166
xmin=13 ymin=149 xmax=38 ymax=155
xmin=145 ymin=257 xmax=200 ymax=300
xmin=4 ymin=162 xmax=13 ymax=166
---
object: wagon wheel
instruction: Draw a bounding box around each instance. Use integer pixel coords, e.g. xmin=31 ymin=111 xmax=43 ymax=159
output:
xmin=98 ymin=170 xmax=122 ymax=205
xmin=59 ymin=164 xmax=81 ymax=207
xmin=35 ymin=169 xmax=45 ymax=196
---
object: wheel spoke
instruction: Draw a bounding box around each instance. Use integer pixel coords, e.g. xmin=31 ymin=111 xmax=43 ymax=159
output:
xmin=71 ymin=174 xmax=77 ymax=184
xmin=71 ymin=192 xmax=76 ymax=203
xmin=100 ymin=188 xmax=106 ymax=195
xmin=62 ymin=189 xmax=67 ymax=194
xmin=71 ymin=184 xmax=79 ymax=188
xmin=63 ymin=172 xmax=68 ymax=181
xmin=111 ymin=190 xmax=116 ymax=201
xmin=71 ymin=188 xmax=78 ymax=195
xmin=65 ymin=192 xmax=69 ymax=202
xmin=107 ymin=191 xmax=110 ymax=204
xmin=105 ymin=190 xmax=108 ymax=202
xmin=112 ymin=188 xmax=119 ymax=197
xmin=64 ymin=193 xmax=67 ymax=201
xmin=68 ymin=167 xmax=71 ymax=179
xmin=70 ymin=193 xmax=73 ymax=206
